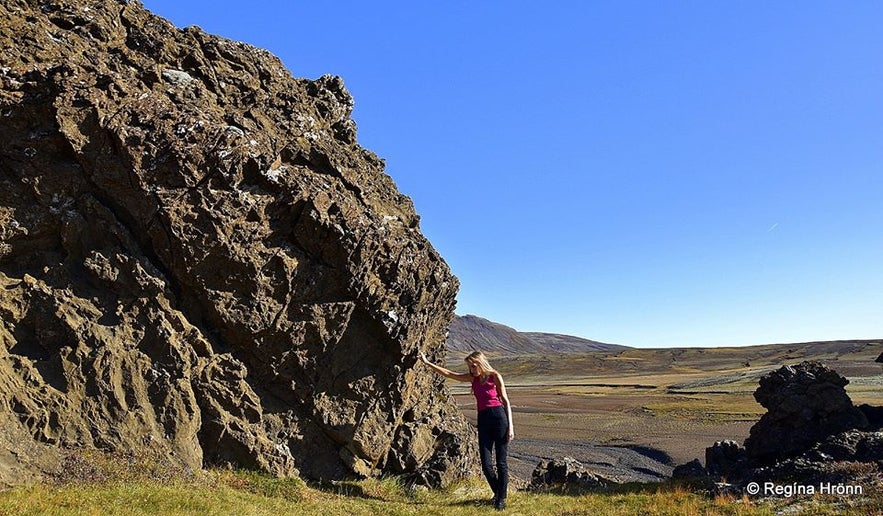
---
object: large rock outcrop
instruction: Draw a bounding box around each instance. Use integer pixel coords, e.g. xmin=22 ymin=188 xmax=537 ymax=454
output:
xmin=0 ymin=0 xmax=474 ymax=486
xmin=674 ymin=361 xmax=882 ymax=489
xmin=743 ymin=361 xmax=868 ymax=465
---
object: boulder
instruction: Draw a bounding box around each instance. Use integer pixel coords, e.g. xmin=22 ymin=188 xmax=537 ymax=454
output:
xmin=810 ymin=429 xmax=883 ymax=463
xmin=0 ymin=0 xmax=473 ymax=486
xmin=857 ymin=403 xmax=883 ymax=429
xmin=705 ymin=440 xmax=746 ymax=477
xmin=530 ymin=457 xmax=614 ymax=492
xmin=743 ymin=361 xmax=868 ymax=466
xmin=746 ymin=429 xmax=883 ymax=487
xmin=671 ymin=459 xmax=707 ymax=479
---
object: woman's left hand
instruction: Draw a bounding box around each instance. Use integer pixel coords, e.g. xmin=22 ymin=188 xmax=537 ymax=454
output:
xmin=508 ymin=427 xmax=515 ymax=442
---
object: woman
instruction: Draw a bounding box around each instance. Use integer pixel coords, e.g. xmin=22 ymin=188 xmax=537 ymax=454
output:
xmin=420 ymin=350 xmax=514 ymax=511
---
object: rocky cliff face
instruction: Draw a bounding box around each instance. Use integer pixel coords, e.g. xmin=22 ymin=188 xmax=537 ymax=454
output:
xmin=0 ymin=0 xmax=474 ymax=486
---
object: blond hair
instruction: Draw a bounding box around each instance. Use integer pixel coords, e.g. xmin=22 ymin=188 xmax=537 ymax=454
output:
xmin=465 ymin=350 xmax=495 ymax=376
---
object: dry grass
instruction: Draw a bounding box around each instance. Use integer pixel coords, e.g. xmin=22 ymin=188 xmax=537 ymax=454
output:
xmin=6 ymin=468 xmax=882 ymax=515
xmin=641 ymin=394 xmax=763 ymax=423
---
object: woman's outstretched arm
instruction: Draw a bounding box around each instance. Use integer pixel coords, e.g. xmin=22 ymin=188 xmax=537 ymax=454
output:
xmin=420 ymin=353 xmax=472 ymax=382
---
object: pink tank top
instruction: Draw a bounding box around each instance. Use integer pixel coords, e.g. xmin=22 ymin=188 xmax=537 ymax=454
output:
xmin=472 ymin=374 xmax=503 ymax=411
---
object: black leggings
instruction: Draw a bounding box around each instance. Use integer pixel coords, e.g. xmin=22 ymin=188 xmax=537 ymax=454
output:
xmin=477 ymin=406 xmax=509 ymax=500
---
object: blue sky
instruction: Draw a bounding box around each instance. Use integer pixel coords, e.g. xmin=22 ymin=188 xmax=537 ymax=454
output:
xmin=142 ymin=1 xmax=882 ymax=348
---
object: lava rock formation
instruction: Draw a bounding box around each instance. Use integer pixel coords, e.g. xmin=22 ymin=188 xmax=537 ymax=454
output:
xmin=0 ymin=0 xmax=473 ymax=486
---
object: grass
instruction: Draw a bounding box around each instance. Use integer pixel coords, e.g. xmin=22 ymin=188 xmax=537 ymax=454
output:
xmin=2 ymin=467 xmax=883 ymax=515
xmin=641 ymin=395 xmax=764 ymax=423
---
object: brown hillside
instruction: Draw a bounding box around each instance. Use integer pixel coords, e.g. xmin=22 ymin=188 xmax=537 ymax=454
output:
xmin=447 ymin=314 xmax=627 ymax=357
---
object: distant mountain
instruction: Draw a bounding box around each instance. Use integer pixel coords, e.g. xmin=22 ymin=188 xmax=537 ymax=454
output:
xmin=446 ymin=314 xmax=629 ymax=356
